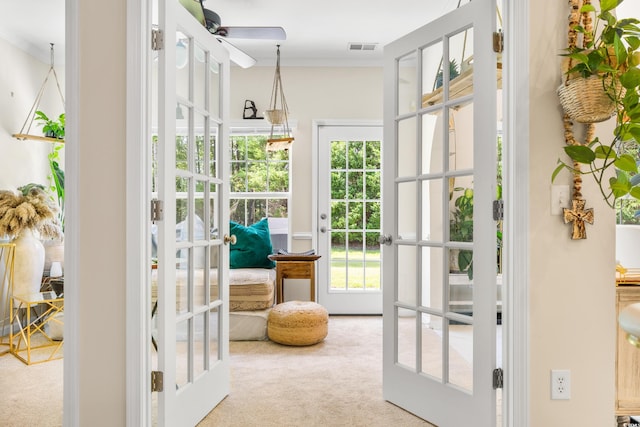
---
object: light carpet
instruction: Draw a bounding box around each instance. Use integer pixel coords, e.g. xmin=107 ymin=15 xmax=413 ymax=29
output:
xmin=199 ymin=315 xmax=434 ymax=427
xmin=0 ymin=316 xmax=437 ymax=426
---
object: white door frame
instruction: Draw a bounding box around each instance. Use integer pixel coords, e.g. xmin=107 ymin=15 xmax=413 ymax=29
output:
xmin=63 ymin=1 xmax=530 ymax=425
xmin=502 ymin=0 xmax=530 ymax=425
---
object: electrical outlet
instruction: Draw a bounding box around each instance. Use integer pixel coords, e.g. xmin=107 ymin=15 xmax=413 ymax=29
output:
xmin=551 ymin=369 xmax=571 ymax=400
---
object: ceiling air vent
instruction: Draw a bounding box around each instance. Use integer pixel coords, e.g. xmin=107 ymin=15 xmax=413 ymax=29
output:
xmin=348 ymin=42 xmax=378 ymax=51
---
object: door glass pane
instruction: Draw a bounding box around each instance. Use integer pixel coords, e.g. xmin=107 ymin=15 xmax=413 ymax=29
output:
xmin=421 ymin=313 xmax=443 ymax=380
xmin=332 ymin=140 xmax=346 ymax=168
xmin=397 ymin=245 xmax=416 ymax=306
xmin=421 ymin=112 xmax=444 ymax=174
xmin=449 ymin=105 xmax=474 ymax=171
xmin=209 ymin=124 xmax=218 ymax=177
xmin=421 ymin=246 xmax=443 ymax=310
xmin=208 ymin=182 xmax=219 ymax=239
xmin=421 ymin=178 xmax=444 ymax=242
xmin=194 ymin=114 xmax=206 ymax=175
xmin=450 ymin=249 xmax=473 ymax=316
xmin=194 ymin=312 xmax=206 ymax=378
xmin=421 ymin=40 xmax=444 ymax=108
xmin=331 ymin=172 xmax=346 ymax=198
xmin=176 ymin=125 xmax=189 ymax=172
xmin=397 ymin=117 xmax=417 ymax=177
xmin=397 ymin=310 xmax=417 ymax=370
xmin=365 ymin=232 xmax=381 ymax=291
xmin=397 ymin=51 xmax=417 ymax=116
xmin=176 ymin=252 xmax=189 ymax=316
xmin=449 ymin=176 xmax=474 ymax=243
xmin=176 ymin=319 xmax=190 ymax=389
xmin=176 ymin=31 xmax=189 ymax=101
xmin=448 ymin=27 xmax=473 ymax=103
xmin=194 ymin=254 xmax=206 ymax=309
xmin=176 ymin=177 xmax=190 ymax=242
xmin=209 ymin=306 xmax=220 ymax=365
xmin=449 ymin=322 xmax=473 ymax=392
xmin=194 ymin=44 xmax=206 ymax=111
xmin=397 ymin=181 xmax=416 ymax=241
xmin=209 ymin=56 xmax=221 ymax=118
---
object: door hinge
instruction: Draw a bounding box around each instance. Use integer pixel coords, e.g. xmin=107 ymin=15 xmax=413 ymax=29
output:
xmin=493 ymin=199 xmax=504 ymax=221
xmin=151 ymin=370 xmax=164 ymax=392
xmin=493 ymin=30 xmax=504 ymax=53
xmin=152 ymin=29 xmax=164 ymax=51
xmin=151 ymin=199 xmax=164 ymax=223
xmin=493 ymin=368 xmax=503 ymax=389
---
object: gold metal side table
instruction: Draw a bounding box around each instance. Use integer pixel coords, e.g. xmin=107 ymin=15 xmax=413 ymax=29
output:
xmin=10 ymin=291 xmax=64 ymax=365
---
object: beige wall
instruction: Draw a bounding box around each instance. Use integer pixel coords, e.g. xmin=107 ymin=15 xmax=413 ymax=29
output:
xmin=76 ymin=1 xmax=127 ymax=425
xmin=529 ymin=0 xmax=616 ymax=425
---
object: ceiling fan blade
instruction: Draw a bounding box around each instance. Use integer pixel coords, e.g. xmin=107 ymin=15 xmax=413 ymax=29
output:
xmin=217 ymin=38 xmax=257 ymax=68
xmin=216 ymin=26 xmax=286 ymax=40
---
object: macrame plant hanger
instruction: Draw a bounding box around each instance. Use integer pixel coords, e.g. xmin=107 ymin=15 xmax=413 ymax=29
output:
xmin=561 ymin=0 xmax=595 ymax=240
xmin=13 ymin=43 xmax=66 ymax=143
xmin=265 ymin=45 xmax=294 ymax=151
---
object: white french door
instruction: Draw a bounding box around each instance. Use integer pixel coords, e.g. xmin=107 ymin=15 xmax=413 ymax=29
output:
xmin=155 ymin=0 xmax=230 ymax=425
xmin=382 ymin=0 xmax=499 ymax=426
xmin=316 ymin=124 xmax=383 ymax=314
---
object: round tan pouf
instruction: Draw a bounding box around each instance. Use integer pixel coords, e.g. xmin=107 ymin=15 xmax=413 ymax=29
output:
xmin=267 ymin=301 xmax=328 ymax=346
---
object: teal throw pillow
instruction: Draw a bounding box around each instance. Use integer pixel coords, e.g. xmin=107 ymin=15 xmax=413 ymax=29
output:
xmin=229 ymin=218 xmax=276 ymax=269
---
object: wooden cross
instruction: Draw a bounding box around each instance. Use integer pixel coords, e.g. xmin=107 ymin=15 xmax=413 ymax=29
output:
xmin=563 ymin=198 xmax=594 ymax=240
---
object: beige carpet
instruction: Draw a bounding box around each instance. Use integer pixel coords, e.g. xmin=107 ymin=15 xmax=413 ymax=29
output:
xmin=0 ymin=316 xmax=437 ymax=427
xmin=199 ymin=316 xmax=434 ymax=427
xmin=0 ymin=345 xmax=63 ymax=427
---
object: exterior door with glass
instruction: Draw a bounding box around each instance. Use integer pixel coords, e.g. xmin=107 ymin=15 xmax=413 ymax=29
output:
xmin=155 ymin=1 xmax=231 ymax=425
xmin=316 ymin=124 xmax=383 ymax=314
xmin=382 ymin=0 xmax=499 ymax=425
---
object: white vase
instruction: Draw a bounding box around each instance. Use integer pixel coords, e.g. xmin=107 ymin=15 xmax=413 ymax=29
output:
xmin=12 ymin=229 xmax=45 ymax=298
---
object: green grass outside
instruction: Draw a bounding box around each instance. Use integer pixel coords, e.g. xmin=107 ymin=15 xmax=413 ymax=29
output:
xmin=329 ymin=247 xmax=381 ymax=291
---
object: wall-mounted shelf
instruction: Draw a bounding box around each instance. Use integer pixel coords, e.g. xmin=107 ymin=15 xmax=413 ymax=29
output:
xmin=12 ymin=134 xmax=65 ymax=144
xmin=421 ymin=63 xmax=503 ymax=109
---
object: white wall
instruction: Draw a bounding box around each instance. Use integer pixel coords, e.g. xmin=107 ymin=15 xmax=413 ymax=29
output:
xmin=0 ymin=37 xmax=64 ymax=192
xmin=529 ymin=0 xmax=616 ymax=425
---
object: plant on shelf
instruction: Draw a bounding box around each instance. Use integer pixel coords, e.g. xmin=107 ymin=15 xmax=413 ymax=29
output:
xmin=553 ymin=0 xmax=640 ymax=207
xmin=34 ymin=110 xmax=65 ymax=139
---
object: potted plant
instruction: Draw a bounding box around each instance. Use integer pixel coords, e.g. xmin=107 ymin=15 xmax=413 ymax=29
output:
xmin=34 ymin=110 xmax=65 ymax=139
xmin=0 ymin=184 xmax=62 ymax=297
xmin=553 ymin=0 xmax=640 ymax=207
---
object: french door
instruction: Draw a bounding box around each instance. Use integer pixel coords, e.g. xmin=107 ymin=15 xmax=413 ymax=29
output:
xmin=382 ymin=0 xmax=499 ymax=425
xmin=155 ymin=0 xmax=231 ymax=425
xmin=316 ymin=124 xmax=383 ymax=314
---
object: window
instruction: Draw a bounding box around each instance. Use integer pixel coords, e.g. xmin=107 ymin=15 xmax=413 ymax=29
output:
xmin=616 ymin=139 xmax=640 ymax=225
xmin=229 ymin=132 xmax=291 ymax=225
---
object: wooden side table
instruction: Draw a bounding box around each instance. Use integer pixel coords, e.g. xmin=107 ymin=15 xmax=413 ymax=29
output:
xmin=268 ymin=254 xmax=321 ymax=304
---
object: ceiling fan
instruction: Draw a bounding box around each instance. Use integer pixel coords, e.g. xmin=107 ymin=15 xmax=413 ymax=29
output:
xmin=179 ymin=0 xmax=286 ymax=68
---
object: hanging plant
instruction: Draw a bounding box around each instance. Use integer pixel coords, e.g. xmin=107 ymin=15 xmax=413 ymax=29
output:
xmin=35 ymin=110 xmax=65 ymax=139
xmin=553 ymin=0 xmax=640 ymax=208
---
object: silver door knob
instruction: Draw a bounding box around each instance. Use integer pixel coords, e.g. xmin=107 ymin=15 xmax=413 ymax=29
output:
xmin=223 ymin=234 xmax=237 ymax=245
xmin=320 ymin=226 xmax=327 ymax=233
xmin=378 ymin=234 xmax=393 ymax=245
xmin=320 ymin=213 xmax=327 ymax=220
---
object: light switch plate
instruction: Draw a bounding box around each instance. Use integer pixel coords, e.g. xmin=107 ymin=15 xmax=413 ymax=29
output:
xmin=551 ymin=185 xmax=570 ymax=215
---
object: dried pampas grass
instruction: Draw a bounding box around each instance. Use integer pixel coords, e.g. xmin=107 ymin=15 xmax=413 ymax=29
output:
xmin=0 ymin=185 xmax=62 ymax=240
